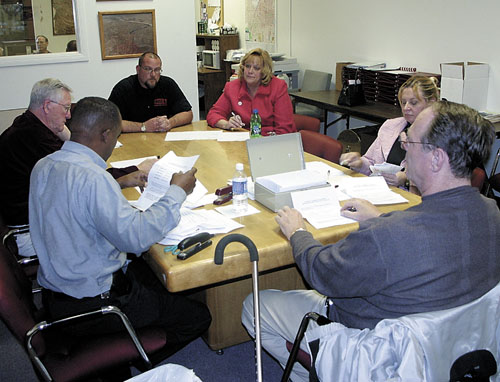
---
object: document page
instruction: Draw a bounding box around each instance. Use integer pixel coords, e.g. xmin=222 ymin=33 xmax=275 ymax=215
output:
xmin=291 ymin=187 xmax=356 ymax=229
xmin=110 ymin=155 xmax=158 ymax=169
xmin=158 ymin=208 xmax=244 ymax=245
xmin=369 ymin=162 xmax=402 ymax=175
xmin=135 ymin=151 xmax=199 ymax=211
xmin=336 ymin=176 xmax=408 ymax=205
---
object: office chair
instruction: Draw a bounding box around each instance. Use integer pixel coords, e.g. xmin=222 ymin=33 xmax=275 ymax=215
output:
xmin=0 ymin=236 xmax=173 ymax=382
xmin=0 ymin=214 xmax=39 ymax=280
xmin=471 ymin=167 xmax=487 ymax=192
xmin=293 ymin=69 xmax=332 ymax=122
xmin=300 ymin=130 xmax=343 ymax=164
xmin=282 ymin=281 xmax=500 ymax=381
xmin=293 ymin=114 xmax=321 ymax=133
xmin=485 ymin=147 xmax=500 ymax=196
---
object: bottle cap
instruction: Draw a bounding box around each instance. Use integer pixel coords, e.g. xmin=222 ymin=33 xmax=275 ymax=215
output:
xmin=236 ymin=163 xmax=244 ymax=171
xmin=253 ymin=109 xmax=258 ymax=113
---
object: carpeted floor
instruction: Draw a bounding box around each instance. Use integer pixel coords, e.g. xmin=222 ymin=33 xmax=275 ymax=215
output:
xmin=131 ymin=336 xmax=285 ymax=381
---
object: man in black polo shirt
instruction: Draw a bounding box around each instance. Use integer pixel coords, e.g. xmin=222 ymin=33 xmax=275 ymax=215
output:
xmin=109 ymin=52 xmax=193 ymax=133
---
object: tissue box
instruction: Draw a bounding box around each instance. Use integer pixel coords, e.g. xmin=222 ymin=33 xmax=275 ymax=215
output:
xmin=440 ymin=62 xmax=489 ymax=110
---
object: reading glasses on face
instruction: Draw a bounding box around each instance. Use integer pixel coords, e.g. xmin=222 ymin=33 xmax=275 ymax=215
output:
xmin=141 ymin=66 xmax=162 ymax=75
xmin=49 ymin=100 xmax=71 ymax=112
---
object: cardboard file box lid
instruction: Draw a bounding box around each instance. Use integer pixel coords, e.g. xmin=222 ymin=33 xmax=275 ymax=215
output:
xmin=440 ymin=62 xmax=489 ymax=110
xmin=246 ymin=132 xmax=305 ymax=180
xmin=336 ymin=61 xmax=354 ymax=91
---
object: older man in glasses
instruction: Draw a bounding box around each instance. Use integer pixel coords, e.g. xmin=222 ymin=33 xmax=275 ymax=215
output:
xmin=242 ymin=101 xmax=500 ymax=382
xmin=109 ymin=52 xmax=193 ymax=133
xmin=0 ymin=78 xmax=154 ymax=258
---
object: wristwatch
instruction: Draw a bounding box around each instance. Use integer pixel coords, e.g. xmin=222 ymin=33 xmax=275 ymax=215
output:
xmin=140 ymin=123 xmax=146 ymax=132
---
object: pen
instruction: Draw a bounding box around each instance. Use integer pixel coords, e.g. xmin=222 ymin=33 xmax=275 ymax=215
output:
xmin=231 ymin=112 xmax=245 ymax=127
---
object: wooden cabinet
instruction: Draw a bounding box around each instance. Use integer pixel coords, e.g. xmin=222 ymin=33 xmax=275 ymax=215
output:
xmin=197 ymin=34 xmax=239 ymax=113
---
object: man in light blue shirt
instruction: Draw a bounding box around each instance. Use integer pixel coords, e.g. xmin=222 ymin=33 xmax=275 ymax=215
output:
xmin=29 ymin=97 xmax=211 ymax=348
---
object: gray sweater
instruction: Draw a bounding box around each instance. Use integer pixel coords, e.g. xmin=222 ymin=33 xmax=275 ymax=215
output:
xmin=291 ymin=186 xmax=500 ymax=329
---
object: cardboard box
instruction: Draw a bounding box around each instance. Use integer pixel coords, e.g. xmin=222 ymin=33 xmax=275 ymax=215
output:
xmin=335 ymin=61 xmax=354 ymax=91
xmin=440 ymin=62 xmax=489 ymax=111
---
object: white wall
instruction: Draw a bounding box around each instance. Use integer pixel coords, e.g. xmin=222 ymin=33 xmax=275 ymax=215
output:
xmin=284 ymin=0 xmax=500 ymax=112
xmin=0 ymin=1 xmax=199 ymax=120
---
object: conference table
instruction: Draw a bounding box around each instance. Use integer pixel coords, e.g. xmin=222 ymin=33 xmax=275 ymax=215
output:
xmin=109 ymin=121 xmax=422 ymax=350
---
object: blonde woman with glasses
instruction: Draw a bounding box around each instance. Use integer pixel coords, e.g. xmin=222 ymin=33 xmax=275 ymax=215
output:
xmin=340 ymin=75 xmax=439 ymax=190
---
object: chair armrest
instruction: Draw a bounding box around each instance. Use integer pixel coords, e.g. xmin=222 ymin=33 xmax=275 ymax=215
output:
xmin=281 ymin=312 xmax=331 ymax=382
xmin=26 ymin=305 xmax=151 ymax=381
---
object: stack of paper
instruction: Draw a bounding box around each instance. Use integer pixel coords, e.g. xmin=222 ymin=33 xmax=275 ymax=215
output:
xmin=291 ymin=187 xmax=356 ymax=229
xmin=256 ymin=169 xmax=327 ymax=193
xmin=369 ymin=162 xmax=402 ymax=175
xmin=158 ymin=208 xmax=243 ymax=245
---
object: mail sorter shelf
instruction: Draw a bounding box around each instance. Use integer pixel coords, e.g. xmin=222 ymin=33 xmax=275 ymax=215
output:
xmin=342 ymin=67 xmax=441 ymax=106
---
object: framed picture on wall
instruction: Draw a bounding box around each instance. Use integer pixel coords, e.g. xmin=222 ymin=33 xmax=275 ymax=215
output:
xmin=98 ymin=10 xmax=157 ymax=60
xmin=52 ymin=0 xmax=76 ymax=35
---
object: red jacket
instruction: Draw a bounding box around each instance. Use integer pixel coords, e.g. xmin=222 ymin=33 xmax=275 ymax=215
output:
xmin=206 ymin=77 xmax=296 ymax=135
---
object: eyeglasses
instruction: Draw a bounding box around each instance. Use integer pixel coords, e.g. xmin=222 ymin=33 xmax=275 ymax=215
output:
xmin=398 ymin=132 xmax=434 ymax=151
xmin=49 ymin=100 xmax=71 ymax=113
xmin=140 ymin=66 xmax=162 ymax=75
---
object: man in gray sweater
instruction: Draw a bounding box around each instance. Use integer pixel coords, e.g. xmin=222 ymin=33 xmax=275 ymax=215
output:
xmin=242 ymin=101 xmax=500 ymax=382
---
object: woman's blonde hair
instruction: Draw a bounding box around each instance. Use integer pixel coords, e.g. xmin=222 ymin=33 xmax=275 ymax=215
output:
xmin=238 ymin=48 xmax=274 ymax=86
xmin=398 ymin=75 xmax=440 ymax=104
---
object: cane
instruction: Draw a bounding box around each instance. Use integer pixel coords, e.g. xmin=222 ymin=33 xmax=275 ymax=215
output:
xmin=215 ymin=234 xmax=262 ymax=382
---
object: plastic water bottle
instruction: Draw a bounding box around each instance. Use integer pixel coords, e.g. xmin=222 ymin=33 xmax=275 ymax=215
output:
xmin=232 ymin=163 xmax=248 ymax=212
xmin=250 ymin=109 xmax=262 ymax=138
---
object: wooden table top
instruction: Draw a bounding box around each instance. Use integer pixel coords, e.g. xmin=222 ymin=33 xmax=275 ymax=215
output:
xmin=109 ymin=121 xmax=422 ymax=292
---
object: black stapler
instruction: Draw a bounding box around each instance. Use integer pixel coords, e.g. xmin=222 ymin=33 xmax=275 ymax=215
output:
xmin=177 ymin=232 xmax=214 ymax=260
xmin=213 ymin=185 xmax=233 ymax=205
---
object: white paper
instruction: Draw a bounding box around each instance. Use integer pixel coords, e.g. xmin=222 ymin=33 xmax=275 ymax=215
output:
xmin=183 ymin=181 xmax=209 ymax=209
xmin=336 ymin=176 xmax=408 ymax=205
xmin=135 ymin=151 xmax=199 ymax=211
xmin=165 ymin=131 xmax=222 ymax=141
xmin=256 ymin=169 xmax=327 ymax=193
xmin=110 ymin=155 xmax=158 ymax=169
xmin=306 ymin=161 xmax=348 ymax=184
xmin=158 ymin=208 xmax=243 ymax=245
xmin=115 ymin=140 xmax=123 ymax=148
xmin=369 ymin=162 xmax=403 ymax=175
xmin=215 ymin=203 xmax=260 ymax=219
xmin=291 ymin=187 xmax=356 ymax=229
xmin=217 ymin=131 xmax=250 ymax=141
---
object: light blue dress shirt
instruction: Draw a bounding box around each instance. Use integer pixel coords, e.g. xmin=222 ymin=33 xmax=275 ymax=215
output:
xmin=29 ymin=141 xmax=186 ymax=298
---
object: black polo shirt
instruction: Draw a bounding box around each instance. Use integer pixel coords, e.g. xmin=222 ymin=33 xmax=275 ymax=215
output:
xmin=108 ymin=75 xmax=192 ymax=122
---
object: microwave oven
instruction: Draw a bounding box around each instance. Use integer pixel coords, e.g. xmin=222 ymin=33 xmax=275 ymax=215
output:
xmin=202 ymin=50 xmax=220 ymax=70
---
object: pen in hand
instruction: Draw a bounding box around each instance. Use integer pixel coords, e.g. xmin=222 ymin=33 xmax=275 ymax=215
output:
xmin=231 ymin=112 xmax=245 ymax=127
